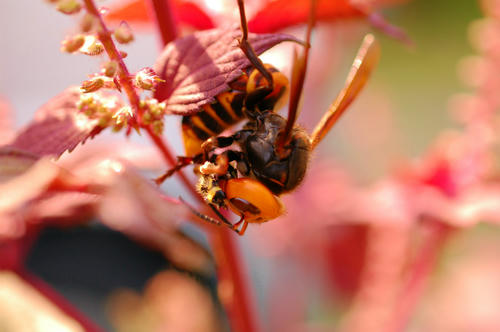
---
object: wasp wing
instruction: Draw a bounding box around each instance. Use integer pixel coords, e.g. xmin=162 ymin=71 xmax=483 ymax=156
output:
xmin=310 ymin=34 xmax=380 ymax=150
xmin=277 ymin=0 xmax=316 ymax=151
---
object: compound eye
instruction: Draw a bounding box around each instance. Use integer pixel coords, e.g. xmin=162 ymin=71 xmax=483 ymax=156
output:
xmin=229 ymin=197 xmax=261 ymax=215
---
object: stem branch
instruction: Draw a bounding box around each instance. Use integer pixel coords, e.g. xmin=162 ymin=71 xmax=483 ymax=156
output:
xmin=145 ymin=1 xmax=259 ymax=332
xmin=82 ymin=0 xmax=142 ymax=117
xmin=146 ymin=0 xmax=179 ymax=46
xmin=391 ymin=220 xmax=454 ymax=332
xmin=144 ymin=126 xmax=199 ymax=199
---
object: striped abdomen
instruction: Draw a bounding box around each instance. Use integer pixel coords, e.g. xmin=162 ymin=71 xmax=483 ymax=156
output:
xmin=181 ymin=65 xmax=289 ymax=156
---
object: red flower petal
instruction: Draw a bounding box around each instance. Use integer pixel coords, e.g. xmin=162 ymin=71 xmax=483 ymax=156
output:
xmin=106 ymin=0 xmax=215 ymax=30
xmin=175 ymin=1 xmax=215 ymax=30
xmin=248 ymin=0 xmax=411 ymax=43
xmin=248 ymin=0 xmax=365 ymax=33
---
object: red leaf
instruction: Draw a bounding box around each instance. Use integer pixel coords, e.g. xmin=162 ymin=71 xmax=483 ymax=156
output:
xmin=9 ymin=88 xmax=103 ymax=158
xmin=248 ymin=0 xmax=365 ymax=33
xmin=154 ymin=26 xmax=301 ymax=115
xmin=106 ymin=0 xmax=215 ymax=30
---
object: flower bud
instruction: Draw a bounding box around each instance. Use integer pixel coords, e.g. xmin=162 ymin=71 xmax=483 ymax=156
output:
xmin=80 ymin=13 xmax=96 ymax=33
xmin=147 ymin=99 xmax=166 ymax=116
xmin=152 ymin=120 xmax=164 ymax=135
xmin=113 ymin=22 xmax=134 ymax=44
xmin=102 ymin=61 xmax=118 ymax=77
xmin=142 ymin=111 xmax=152 ymax=124
xmin=81 ymin=77 xmax=105 ymax=93
xmin=80 ymin=35 xmax=105 ymax=56
xmin=61 ymin=34 xmax=85 ymax=53
xmin=112 ymin=106 xmax=134 ymax=130
xmin=134 ymin=68 xmax=165 ymax=91
xmin=78 ymin=93 xmax=125 ymax=129
xmin=56 ymin=0 xmax=82 ymax=14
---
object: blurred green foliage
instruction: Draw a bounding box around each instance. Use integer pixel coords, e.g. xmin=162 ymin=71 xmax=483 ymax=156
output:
xmin=379 ymin=0 xmax=482 ymax=155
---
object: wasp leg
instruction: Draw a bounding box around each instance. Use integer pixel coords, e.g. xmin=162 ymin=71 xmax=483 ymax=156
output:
xmin=201 ymin=135 xmax=235 ymax=156
xmin=208 ymin=204 xmax=236 ymax=229
xmin=201 ymin=130 xmax=251 ymax=159
xmin=180 ymin=197 xmax=242 ymax=234
xmin=233 ymin=215 xmax=249 ymax=235
xmin=208 ymin=203 xmax=246 ymax=236
xmin=154 ymin=155 xmax=205 ymax=185
xmin=225 ymin=150 xmax=245 ymax=178
xmin=200 ymin=149 xmax=244 ymax=177
xmin=236 ymin=0 xmax=273 ymax=89
xmin=200 ymin=153 xmax=229 ymax=176
xmin=180 ymin=197 xmax=223 ymax=226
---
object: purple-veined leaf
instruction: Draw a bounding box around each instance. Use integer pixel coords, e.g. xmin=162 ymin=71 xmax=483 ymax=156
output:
xmin=154 ymin=26 xmax=302 ymax=115
xmin=9 ymin=88 xmax=103 ymax=158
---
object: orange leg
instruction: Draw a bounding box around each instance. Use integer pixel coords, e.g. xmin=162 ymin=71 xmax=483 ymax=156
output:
xmin=233 ymin=215 xmax=249 ymax=236
xmin=154 ymin=156 xmax=198 ymax=185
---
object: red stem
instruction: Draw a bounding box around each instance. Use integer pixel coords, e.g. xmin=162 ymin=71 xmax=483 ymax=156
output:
xmin=390 ymin=220 xmax=454 ymax=332
xmin=145 ymin=1 xmax=259 ymax=332
xmin=81 ymin=0 xmax=197 ymax=207
xmin=82 ymin=0 xmax=259 ymax=330
xmin=17 ymin=269 xmax=104 ymax=332
xmin=82 ymin=0 xmax=142 ymax=117
xmin=145 ymin=126 xmax=199 ymax=198
xmin=146 ymin=0 xmax=180 ymax=46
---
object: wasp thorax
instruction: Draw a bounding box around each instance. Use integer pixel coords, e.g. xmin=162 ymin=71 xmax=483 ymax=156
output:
xmin=239 ymin=113 xmax=311 ymax=195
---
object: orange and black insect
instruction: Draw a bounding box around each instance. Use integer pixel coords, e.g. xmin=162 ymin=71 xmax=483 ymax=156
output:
xmin=180 ymin=64 xmax=289 ymax=157
xmin=159 ymin=0 xmax=380 ymax=235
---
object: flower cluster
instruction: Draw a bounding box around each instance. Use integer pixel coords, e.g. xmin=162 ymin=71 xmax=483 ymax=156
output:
xmin=77 ymin=92 xmax=131 ymax=131
xmin=49 ymin=0 xmax=167 ymax=136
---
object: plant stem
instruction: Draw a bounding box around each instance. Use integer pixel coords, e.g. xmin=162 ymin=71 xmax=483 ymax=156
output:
xmin=82 ymin=0 xmax=142 ymax=117
xmin=144 ymin=126 xmax=199 ymax=198
xmin=146 ymin=0 xmax=179 ymax=46
xmin=145 ymin=1 xmax=259 ymax=332
xmin=339 ymin=226 xmax=409 ymax=332
xmin=390 ymin=220 xmax=453 ymax=332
